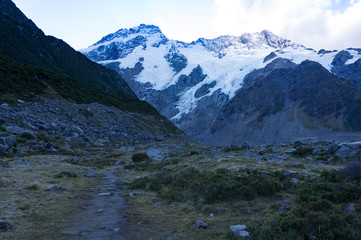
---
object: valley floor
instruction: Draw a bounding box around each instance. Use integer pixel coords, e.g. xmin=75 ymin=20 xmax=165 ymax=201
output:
xmin=2 ymin=139 xmax=359 ymax=240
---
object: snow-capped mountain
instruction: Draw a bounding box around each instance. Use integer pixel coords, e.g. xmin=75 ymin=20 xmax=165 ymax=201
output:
xmin=81 ymin=24 xmax=361 ymax=145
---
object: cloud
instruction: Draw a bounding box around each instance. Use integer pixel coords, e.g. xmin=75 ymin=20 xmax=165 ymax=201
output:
xmin=211 ymin=0 xmax=361 ymax=49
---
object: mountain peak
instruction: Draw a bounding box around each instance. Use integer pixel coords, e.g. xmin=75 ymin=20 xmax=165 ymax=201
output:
xmin=94 ymin=24 xmax=165 ymax=46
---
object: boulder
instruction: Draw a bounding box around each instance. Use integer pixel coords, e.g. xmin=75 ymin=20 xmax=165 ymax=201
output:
xmin=346 ymin=204 xmax=356 ymax=214
xmin=335 ymin=146 xmax=356 ymax=158
xmin=277 ymin=200 xmax=290 ymax=206
xmin=0 ymin=219 xmax=10 ymax=231
xmin=4 ymin=135 xmax=16 ymax=147
xmin=46 ymin=185 xmax=63 ymax=192
xmin=195 ymin=219 xmax=208 ymax=229
xmin=290 ymin=178 xmax=300 ymax=184
xmin=278 ymin=206 xmax=288 ymax=213
xmin=340 ymin=142 xmax=361 ymax=150
xmin=85 ymin=172 xmax=97 ymax=178
xmin=230 ymin=225 xmax=250 ymax=237
xmin=327 ymin=143 xmax=339 ymax=154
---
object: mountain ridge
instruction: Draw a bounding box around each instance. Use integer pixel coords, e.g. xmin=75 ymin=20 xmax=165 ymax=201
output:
xmin=82 ymin=24 xmax=361 ymax=146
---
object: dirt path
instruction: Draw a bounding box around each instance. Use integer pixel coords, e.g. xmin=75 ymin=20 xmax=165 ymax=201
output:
xmin=64 ymin=169 xmax=131 ymax=240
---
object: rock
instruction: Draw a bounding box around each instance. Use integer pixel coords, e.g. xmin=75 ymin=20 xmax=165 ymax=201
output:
xmin=278 ymin=206 xmax=288 ymax=213
xmin=341 ymin=142 xmax=361 ymax=150
xmin=246 ymin=209 xmax=256 ymax=214
xmin=290 ymin=178 xmax=300 ymax=184
xmin=346 ymin=204 xmax=356 ymax=214
xmin=335 ymin=146 xmax=355 ymax=158
xmin=85 ymin=172 xmax=96 ymax=178
xmin=284 ymin=171 xmax=297 ymax=177
xmin=4 ymin=135 xmax=16 ymax=148
xmin=264 ymin=52 xmax=277 ymax=63
xmin=327 ymin=143 xmax=339 ymax=154
xmin=146 ymin=147 xmax=164 ymax=161
xmin=241 ymin=143 xmax=250 ymax=150
xmin=268 ymin=147 xmax=280 ymax=153
xmin=293 ymin=141 xmax=304 ymax=148
xmin=114 ymin=160 xmax=124 ymax=166
xmin=1 ymin=103 xmax=9 ymax=107
xmin=332 ymin=50 xmax=353 ymax=66
xmin=200 ymin=204 xmax=208 ymax=211
xmin=118 ymin=180 xmax=130 ymax=186
xmin=195 ymin=219 xmax=208 ymax=229
xmin=0 ymin=219 xmax=10 ymax=230
xmin=285 ymin=148 xmax=296 ymax=154
xmin=312 ymin=149 xmax=321 ymax=156
xmin=98 ymin=193 xmax=111 ymax=196
xmin=129 ymin=192 xmax=135 ymax=197
xmin=46 ymin=186 xmax=62 ymax=191
xmin=18 ymin=159 xmax=30 ymax=165
xmin=0 ymin=138 xmax=7 ymax=149
xmin=230 ymin=225 xmax=250 ymax=237
xmin=277 ymin=200 xmax=290 ymax=205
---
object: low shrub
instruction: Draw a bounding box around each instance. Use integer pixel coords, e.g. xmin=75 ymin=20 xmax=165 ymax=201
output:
xmin=224 ymin=145 xmax=245 ymax=152
xmin=20 ymin=132 xmax=34 ymax=140
xmin=124 ymin=158 xmax=179 ymax=171
xmin=36 ymin=132 xmax=51 ymax=142
xmin=291 ymin=147 xmax=314 ymax=158
xmin=344 ymin=161 xmax=361 ymax=182
xmin=131 ymin=153 xmax=149 ymax=162
xmin=65 ymin=157 xmax=115 ymax=169
xmin=25 ymin=184 xmax=40 ymax=190
xmin=129 ymin=168 xmax=283 ymax=204
xmin=250 ymin=169 xmax=361 ymax=240
xmin=54 ymin=171 xmax=77 ymax=178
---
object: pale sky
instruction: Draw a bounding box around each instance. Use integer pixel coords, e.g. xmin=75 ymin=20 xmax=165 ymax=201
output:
xmin=11 ymin=0 xmax=361 ymax=50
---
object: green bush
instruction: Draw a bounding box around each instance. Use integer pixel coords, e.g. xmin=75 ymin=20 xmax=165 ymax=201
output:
xmin=250 ymin=169 xmax=361 ymax=240
xmin=54 ymin=171 xmax=77 ymax=178
xmin=129 ymin=168 xmax=283 ymax=204
xmin=224 ymin=145 xmax=245 ymax=152
xmin=25 ymin=184 xmax=40 ymax=190
xmin=36 ymin=132 xmax=51 ymax=142
xmin=344 ymin=161 xmax=361 ymax=182
xmin=131 ymin=153 xmax=150 ymax=163
xmin=21 ymin=132 xmax=34 ymax=140
xmin=291 ymin=147 xmax=314 ymax=158
xmin=124 ymin=158 xmax=179 ymax=171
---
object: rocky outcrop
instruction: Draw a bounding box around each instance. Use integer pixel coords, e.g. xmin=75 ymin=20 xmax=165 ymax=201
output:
xmin=0 ymin=97 xmax=183 ymax=155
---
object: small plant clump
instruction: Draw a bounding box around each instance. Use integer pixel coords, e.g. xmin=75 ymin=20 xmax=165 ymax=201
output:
xmin=224 ymin=145 xmax=245 ymax=152
xmin=131 ymin=153 xmax=150 ymax=163
xmin=54 ymin=171 xmax=77 ymax=179
xmin=20 ymin=132 xmax=34 ymax=140
xmin=290 ymin=147 xmax=314 ymax=158
xmin=25 ymin=184 xmax=40 ymax=190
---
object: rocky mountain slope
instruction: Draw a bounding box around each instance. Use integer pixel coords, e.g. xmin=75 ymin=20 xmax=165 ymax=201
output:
xmin=81 ymin=24 xmax=361 ymax=145
xmin=0 ymin=0 xmax=132 ymax=96
xmin=0 ymin=0 xmax=183 ymax=148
